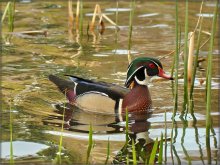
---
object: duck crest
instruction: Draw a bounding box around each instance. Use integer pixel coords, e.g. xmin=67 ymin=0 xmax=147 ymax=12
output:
xmin=122 ymin=85 xmax=152 ymax=113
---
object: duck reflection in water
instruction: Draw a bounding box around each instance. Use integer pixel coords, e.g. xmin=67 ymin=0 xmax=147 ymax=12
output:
xmin=113 ymin=114 xmax=160 ymax=164
xmin=43 ymin=103 xmax=160 ymax=164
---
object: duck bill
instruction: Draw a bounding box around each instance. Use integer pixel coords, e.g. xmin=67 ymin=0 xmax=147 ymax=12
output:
xmin=158 ymin=67 xmax=173 ymax=80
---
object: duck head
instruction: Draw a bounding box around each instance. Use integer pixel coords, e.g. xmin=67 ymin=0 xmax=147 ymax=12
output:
xmin=125 ymin=57 xmax=173 ymax=88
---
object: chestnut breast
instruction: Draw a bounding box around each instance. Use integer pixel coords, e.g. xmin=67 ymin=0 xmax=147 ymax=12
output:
xmin=122 ymin=85 xmax=152 ymax=113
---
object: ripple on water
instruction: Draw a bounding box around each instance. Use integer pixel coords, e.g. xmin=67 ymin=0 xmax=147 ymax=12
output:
xmin=85 ymin=13 xmax=114 ymax=17
xmin=111 ymin=49 xmax=138 ymax=55
xmin=105 ymin=8 xmax=132 ymax=12
xmin=44 ymin=130 xmax=125 ymax=142
xmin=196 ymin=13 xmax=214 ymax=18
xmin=138 ymin=13 xmax=159 ymax=17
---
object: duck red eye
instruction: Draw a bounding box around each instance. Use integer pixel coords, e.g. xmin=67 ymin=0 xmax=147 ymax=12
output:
xmin=149 ymin=63 xmax=155 ymax=68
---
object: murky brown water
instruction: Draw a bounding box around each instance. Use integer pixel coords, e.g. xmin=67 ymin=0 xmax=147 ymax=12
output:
xmin=1 ymin=1 xmax=219 ymax=164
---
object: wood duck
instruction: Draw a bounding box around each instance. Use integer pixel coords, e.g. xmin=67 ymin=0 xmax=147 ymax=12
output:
xmin=49 ymin=57 xmax=173 ymax=118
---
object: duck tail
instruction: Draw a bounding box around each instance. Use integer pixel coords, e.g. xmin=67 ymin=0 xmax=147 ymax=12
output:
xmin=48 ymin=74 xmax=76 ymax=102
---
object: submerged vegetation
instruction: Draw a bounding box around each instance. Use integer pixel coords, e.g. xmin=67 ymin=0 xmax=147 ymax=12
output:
xmin=1 ymin=0 xmax=219 ymax=164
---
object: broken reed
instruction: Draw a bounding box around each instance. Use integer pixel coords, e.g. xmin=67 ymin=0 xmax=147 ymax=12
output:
xmin=189 ymin=17 xmax=203 ymax=115
xmin=2 ymin=0 xmax=16 ymax=43
xmin=205 ymin=1 xmax=218 ymax=164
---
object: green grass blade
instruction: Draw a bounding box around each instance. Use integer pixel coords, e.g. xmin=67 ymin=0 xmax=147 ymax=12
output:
xmin=8 ymin=0 xmax=16 ymax=32
xmin=126 ymin=154 xmax=129 ymax=165
xmin=104 ymin=137 xmax=110 ymax=165
xmin=131 ymin=139 xmax=137 ymax=165
xmin=205 ymin=1 xmax=218 ymax=164
xmin=125 ymin=108 xmax=129 ymax=143
xmin=86 ymin=123 xmax=93 ymax=164
xmin=55 ymin=95 xmax=66 ymax=164
xmin=158 ymin=133 xmax=163 ymax=164
xmin=149 ymin=137 xmax=158 ymax=164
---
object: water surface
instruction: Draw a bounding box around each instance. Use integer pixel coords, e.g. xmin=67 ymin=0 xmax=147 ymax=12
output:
xmin=1 ymin=1 xmax=219 ymax=164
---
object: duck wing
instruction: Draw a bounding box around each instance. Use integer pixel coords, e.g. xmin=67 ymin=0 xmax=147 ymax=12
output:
xmin=49 ymin=74 xmax=129 ymax=101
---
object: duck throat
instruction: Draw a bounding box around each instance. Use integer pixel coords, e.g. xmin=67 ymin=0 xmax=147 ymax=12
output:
xmin=122 ymin=85 xmax=152 ymax=113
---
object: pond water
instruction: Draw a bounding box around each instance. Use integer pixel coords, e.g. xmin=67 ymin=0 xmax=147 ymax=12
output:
xmin=1 ymin=1 xmax=219 ymax=164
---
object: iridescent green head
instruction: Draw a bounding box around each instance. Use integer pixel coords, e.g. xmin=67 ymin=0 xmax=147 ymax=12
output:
xmin=125 ymin=57 xmax=173 ymax=88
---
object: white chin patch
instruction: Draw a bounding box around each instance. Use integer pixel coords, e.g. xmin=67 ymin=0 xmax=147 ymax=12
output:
xmin=134 ymin=76 xmax=149 ymax=85
xmin=134 ymin=68 xmax=149 ymax=85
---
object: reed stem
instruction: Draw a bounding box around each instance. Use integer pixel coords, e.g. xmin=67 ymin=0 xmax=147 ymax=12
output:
xmin=125 ymin=109 xmax=129 ymax=144
xmin=128 ymin=0 xmax=135 ymax=51
xmin=131 ymin=139 xmax=137 ymax=165
xmin=68 ymin=0 xmax=74 ymax=42
xmin=76 ymin=0 xmax=80 ymax=30
xmin=9 ymin=101 xmax=14 ymax=164
xmin=182 ymin=0 xmax=189 ymax=117
xmin=164 ymin=110 xmax=167 ymax=164
xmin=8 ymin=0 xmax=15 ymax=32
xmin=104 ymin=137 xmax=110 ymax=165
xmin=86 ymin=123 xmax=93 ymax=164
xmin=127 ymin=0 xmax=135 ymax=64
xmin=79 ymin=0 xmax=83 ymax=36
xmin=205 ymin=1 xmax=218 ymax=164
xmin=173 ymin=0 xmax=179 ymax=117
xmin=158 ymin=132 xmax=163 ymax=164
xmin=56 ymin=95 xmax=66 ymax=164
